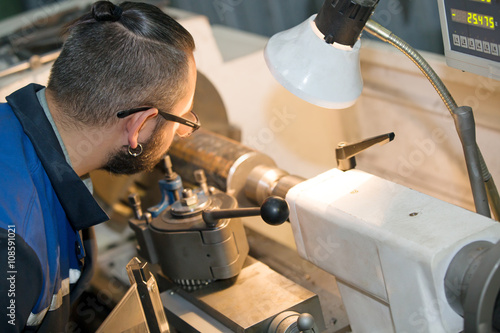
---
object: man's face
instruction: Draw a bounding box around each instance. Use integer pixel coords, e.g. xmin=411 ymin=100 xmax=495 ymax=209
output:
xmin=102 ymin=56 xmax=197 ymax=175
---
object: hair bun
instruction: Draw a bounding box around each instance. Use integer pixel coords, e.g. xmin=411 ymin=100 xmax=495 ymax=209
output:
xmin=91 ymin=1 xmax=123 ymax=22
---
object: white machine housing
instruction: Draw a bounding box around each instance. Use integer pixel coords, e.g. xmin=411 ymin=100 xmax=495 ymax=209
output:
xmin=287 ymin=168 xmax=500 ymax=332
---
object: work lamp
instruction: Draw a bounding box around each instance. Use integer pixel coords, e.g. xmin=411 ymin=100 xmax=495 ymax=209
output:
xmin=264 ymin=0 xmax=379 ymax=109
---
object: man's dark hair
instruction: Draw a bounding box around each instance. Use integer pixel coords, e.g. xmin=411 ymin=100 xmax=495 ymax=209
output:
xmin=47 ymin=1 xmax=195 ymax=127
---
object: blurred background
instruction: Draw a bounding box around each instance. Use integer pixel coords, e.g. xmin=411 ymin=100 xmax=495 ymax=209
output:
xmin=0 ymin=0 xmax=444 ymax=54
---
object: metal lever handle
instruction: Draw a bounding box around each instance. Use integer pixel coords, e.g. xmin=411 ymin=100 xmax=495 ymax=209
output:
xmin=336 ymin=132 xmax=395 ymax=171
xmin=202 ymin=196 xmax=289 ymax=227
xmin=129 ymin=193 xmax=143 ymax=220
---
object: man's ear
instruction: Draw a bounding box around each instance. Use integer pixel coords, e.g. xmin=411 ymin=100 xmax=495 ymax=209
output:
xmin=125 ymin=108 xmax=158 ymax=149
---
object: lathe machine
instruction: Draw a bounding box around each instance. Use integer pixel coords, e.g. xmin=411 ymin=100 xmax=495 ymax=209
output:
xmin=98 ymin=129 xmax=500 ymax=333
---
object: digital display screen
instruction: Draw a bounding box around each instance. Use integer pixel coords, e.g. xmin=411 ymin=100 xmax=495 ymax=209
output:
xmin=451 ymin=8 xmax=495 ymax=30
xmin=440 ymin=0 xmax=500 ymax=77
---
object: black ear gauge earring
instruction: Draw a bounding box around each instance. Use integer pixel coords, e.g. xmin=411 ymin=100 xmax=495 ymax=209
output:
xmin=128 ymin=144 xmax=143 ymax=157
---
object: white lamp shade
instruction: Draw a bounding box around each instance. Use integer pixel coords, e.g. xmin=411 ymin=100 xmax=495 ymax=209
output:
xmin=264 ymin=15 xmax=363 ymax=109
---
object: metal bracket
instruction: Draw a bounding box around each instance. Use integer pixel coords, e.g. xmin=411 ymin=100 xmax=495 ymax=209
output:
xmin=97 ymin=257 xmax=169 ymax=333
xmin=335 ymin=132 xmax=395 ymax=171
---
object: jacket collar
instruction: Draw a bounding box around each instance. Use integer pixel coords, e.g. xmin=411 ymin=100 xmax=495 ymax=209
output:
xmin=6 ymin=84 xmax=108 ymax=230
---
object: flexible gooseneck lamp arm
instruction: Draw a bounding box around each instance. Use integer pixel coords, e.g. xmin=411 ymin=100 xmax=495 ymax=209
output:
xmin=364 ymin=20 xmax=500 ymax=220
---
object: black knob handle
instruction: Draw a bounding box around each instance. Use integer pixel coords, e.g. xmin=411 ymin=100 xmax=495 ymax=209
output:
xmin=260 ymin=196 xmax=290 ymax=225
xmin=202 ymin=196 xmax=290 ymax=227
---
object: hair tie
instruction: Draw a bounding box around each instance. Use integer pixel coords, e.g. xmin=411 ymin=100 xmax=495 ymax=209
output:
xmin=112 ymin=6 xmax=123 ymax=20
xmin=92 ymin=1 xmax=123 ymax=22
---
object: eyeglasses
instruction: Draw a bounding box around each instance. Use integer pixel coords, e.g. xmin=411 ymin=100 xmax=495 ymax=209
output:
xmin=117 ymin=107 xmax=201 ymax=138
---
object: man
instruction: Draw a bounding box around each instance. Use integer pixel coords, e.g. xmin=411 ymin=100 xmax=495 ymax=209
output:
xmin=0 ymin=1 xmax=197 ymax=332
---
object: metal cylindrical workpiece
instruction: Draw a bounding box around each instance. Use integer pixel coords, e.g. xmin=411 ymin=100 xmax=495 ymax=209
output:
xmin=170 ymin=130 xmax=305 ymax=206
xmin=272 ymin=175 xmax=306 ymax=199
xmin=169 ymin=129 xmax=277 ymax=206
xmin=245 ymin=165 xmax=305 ymax=204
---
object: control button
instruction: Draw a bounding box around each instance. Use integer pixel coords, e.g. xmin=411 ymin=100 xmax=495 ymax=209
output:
xmin=468 ymin=38 xmax=476 ymax=50
xmin=453 ymin=34 xmax=460 ymax=47
xmin=492 ymin=43 xmax=499 ymax=56
xmin=460 ymin=36 xmax=468 ymax=48
xmin=475 ymin=39 xmax=483 ymax=52
xmin=483 ymin=41 xmax=491 ymax=54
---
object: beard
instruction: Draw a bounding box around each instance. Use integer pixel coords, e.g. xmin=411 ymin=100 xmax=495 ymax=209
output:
xmin=101 ymin=122 xmax=169 ymax=175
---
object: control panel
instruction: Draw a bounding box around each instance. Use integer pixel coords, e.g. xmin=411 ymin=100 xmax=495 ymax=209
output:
xmin=438 ymin=0 xmax=500 ymax=80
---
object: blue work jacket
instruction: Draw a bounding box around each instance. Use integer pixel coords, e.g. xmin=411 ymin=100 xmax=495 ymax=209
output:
xmin=0 ymin=84 xmax=108 ymax=332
